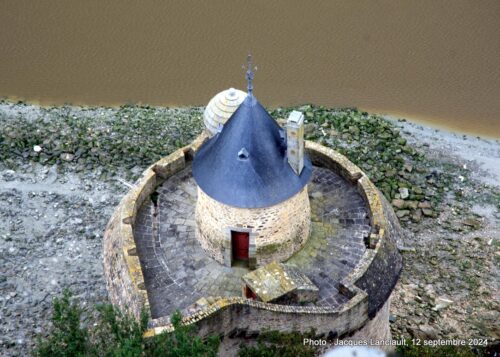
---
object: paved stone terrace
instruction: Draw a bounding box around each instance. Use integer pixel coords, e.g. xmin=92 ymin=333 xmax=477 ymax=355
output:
xmin=133 ymin=165 xmax=369 ymax=319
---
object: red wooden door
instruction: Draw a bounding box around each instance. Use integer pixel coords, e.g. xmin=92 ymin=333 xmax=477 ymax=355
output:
xmin=232 ymin=231 xmax=249 ymax=261
xmin=245 ymin=286 xmax=257 ymax=299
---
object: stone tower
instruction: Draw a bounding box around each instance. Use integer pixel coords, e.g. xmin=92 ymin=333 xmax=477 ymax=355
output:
xmin=192 ymin=93 xmax=312 ymax=269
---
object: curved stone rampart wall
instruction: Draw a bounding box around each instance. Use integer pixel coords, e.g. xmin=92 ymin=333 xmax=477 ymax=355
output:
xmin=103 ymin=131 xmax=402 ymax=344
xmin=305 ymin=141 xmax=403 ymax=318
xmin=347 ymin=299 xmax=391 ymax=344
xmin=195 ymin=185 xmax=310 ymax=267
xmin=103 ymin=132 xmax=208 ymax=317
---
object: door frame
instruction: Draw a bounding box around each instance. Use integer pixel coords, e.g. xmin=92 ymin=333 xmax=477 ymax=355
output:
xmin=224 ymin=227 xmax=256 ymax=269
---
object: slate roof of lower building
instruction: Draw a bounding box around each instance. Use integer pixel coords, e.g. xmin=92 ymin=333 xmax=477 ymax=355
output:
xmin=242 ymin=261 xmax=318 ymax=303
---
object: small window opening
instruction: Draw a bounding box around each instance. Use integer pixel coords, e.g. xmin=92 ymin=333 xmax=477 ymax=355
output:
xmin=279 ymin=129 xmax=286 ymax=141
xmin=238 ymin=148 xmax=249 ymax=160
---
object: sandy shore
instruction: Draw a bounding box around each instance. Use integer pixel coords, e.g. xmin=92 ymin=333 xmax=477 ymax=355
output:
xmin=386 ymin=116 xmax=500 ymax=187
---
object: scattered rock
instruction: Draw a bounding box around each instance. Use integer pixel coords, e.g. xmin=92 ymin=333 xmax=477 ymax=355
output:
xmin=424 ymin=284 xmax=436 ymax=299
xmin=432 ymin=296 xmax=453 ymax=311
xmin=391 ymin=199 xmax=405 ymax=209
xmin=2 ymin=170 xmax=16 ymax=181
xmin=60 ymin=153 xmax=75 ymax=162
xmin=413 ymin=186 xmax=423 ymax=195
xmin=399 ymin=246 xmax=416 ymax=253
xmin=45 ymin=164 xmax=58 ymax=184
xmin=399 ymin=187 xmax=409 ymax=199
xmin=0 ymin=162 xmax=119 ymax=355
xmin=304 ymin=123 xmax=316 ymax=135
xmin=403 ymin=164 xmax=413 ymax=172
xmin=422 ymin=208 xmax=434 ymax=217
xmin=418 ymin=324 xmax=439 ymax=339
xmin=418 ymin=201 xmax=431 ymax=209
xmin=463 ymin=218 xmax=481 ymax=229
xmin=411 ymin=209 xmax=422 ymax=222
xmin=396 ymin=210 xmax=410 ymax=218
xmin=405 ymin=201 xmax=418 ymax=210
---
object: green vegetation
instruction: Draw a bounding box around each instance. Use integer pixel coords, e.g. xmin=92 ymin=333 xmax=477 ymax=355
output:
xmin=146 ymin=312 xmax=220 ymax=357
xmin=238 ymin=330 xmax=317 ymax=357
xmin=0 ymin=101 xmax=463 ymax=221
xmin=33 ymin=289 xmax=220 ymax=357
xmin=31 ymin=286 xmax=495 ymax=356
xmin=0 ymin=102 xmax=204 ymax=180
xmin=34 ymin=289 xmax=92 ymax=357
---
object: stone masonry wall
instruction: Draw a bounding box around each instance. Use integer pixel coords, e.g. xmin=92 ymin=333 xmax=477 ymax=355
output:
xmin=104 ymin=133 xmax=401 ymax=346
xmin=147 ymin=291 xmax=394 ymax=352
xmin=195 ymin=186 xmax=311 ymax=267
xmin=147 ymin=285 xmax=369 ymax=337
xmin=347 ymin=298 xmax=392 ymax=346
xmin=103 ymin=132 xmax=209 ymax=319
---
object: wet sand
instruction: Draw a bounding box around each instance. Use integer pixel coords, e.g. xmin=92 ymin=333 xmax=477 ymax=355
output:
xmin=1 ymin=0 xmax=499 ymax=137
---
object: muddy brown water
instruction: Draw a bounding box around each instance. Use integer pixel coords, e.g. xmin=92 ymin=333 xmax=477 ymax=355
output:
xmin=1 ymin=0 xmax=499 ymax=137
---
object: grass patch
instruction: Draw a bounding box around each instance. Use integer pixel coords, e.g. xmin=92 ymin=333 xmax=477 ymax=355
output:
xmin=238 ymin=329 xmax=317 ymax=357
xmin=33 ymin=289 xmax=220 ymax=357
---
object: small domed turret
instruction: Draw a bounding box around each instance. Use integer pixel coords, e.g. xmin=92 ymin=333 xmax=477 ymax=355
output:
xmin=203 ymin=88 xmax=247 ymax=136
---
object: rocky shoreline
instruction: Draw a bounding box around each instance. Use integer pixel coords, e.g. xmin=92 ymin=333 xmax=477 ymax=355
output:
xmin=384 ymin=119 xmax=499 ymax=343
xmin=0 ymin=100 xmax=498 ymax=356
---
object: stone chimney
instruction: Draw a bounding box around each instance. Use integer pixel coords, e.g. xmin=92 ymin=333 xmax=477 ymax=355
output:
xmin=286 ymin=110 xmax=305 ymax=175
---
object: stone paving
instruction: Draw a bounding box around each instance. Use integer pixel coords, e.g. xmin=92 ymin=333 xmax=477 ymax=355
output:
xmin=134 ymin=165 xmax=370 ymax=319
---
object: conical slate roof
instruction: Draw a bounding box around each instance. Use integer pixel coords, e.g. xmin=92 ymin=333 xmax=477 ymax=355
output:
xmin=193 ymin=94 xmax=312 ymax=208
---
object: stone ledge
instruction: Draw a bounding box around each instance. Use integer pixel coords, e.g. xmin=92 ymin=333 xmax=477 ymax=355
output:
xmin=305 ymin=141 xmax=363 ymax=183
xmin=152 ymin=149 xmax=186 ymax=180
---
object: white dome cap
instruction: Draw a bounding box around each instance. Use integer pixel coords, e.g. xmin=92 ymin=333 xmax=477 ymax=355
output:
xmin=203 ymin=88 xmax=247 ymax=136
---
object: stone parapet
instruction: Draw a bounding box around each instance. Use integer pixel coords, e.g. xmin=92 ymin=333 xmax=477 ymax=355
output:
xmin=305 ymin=141 xmax=363 ymax=183
xmin=304 ymin=140 xmax=402 ymax=317
xmin=103 ymin=134 xmax=402 ymax=342
xmin=146 ymin=283 xmax=368 ymax=338
xmin=103 ymin=132 xmax=208 ymax=320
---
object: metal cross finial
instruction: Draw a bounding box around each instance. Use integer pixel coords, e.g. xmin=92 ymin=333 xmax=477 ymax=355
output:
xmin=243 ymin=54 xmax=257 ymax=95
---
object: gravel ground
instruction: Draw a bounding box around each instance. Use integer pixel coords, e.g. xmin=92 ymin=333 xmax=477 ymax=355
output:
xmin=0 ymin=163 xmax=126 ymax=355
xmin=387 ymin=118 xmax=499 ymax=344
xmin=0 ymin=101 xmax=204 ymax=356
xmin=0 ymin=101 xmax=498 ymax=356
